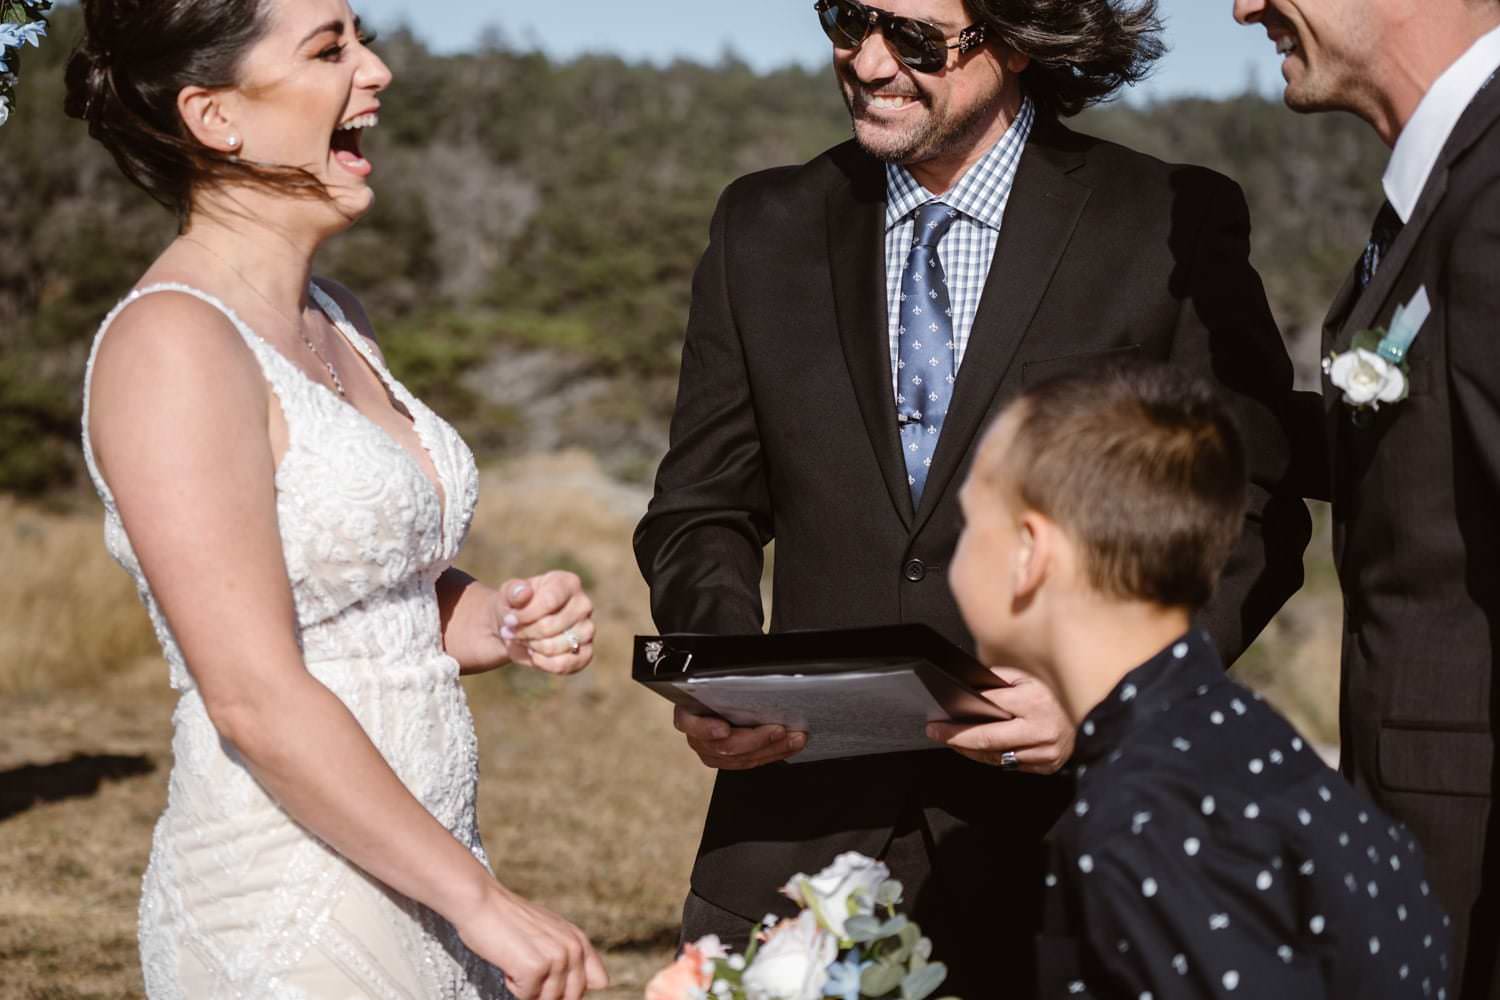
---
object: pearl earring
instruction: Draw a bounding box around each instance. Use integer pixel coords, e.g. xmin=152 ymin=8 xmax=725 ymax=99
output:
xmin=226 ymin=135 xmax=239 ymax=149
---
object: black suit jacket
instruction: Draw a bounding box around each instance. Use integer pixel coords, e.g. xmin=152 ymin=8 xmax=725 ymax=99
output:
xmin=635 ymin=114 xmax=1311 ymax=991
xmin=1321 ymin=79 xmax=1500 ymax=1000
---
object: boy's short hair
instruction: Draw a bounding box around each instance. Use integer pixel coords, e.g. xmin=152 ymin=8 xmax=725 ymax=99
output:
xmin=980 ymin=363 xmax=1248 ymax=610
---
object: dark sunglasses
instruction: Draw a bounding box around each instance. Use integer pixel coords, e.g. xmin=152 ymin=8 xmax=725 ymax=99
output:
xmin=814 ymin=0 xmax=987 ymax=74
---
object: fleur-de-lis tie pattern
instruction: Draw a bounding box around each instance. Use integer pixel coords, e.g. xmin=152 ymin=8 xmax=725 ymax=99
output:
xmin=897 ymin=202 xmax=959 ymax=505
xmin=1358 ymin=199 xmax=1403 ymax=290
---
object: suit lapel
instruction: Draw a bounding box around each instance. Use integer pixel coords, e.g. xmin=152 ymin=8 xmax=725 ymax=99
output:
xmin=1325 ymin=76 xmax=1500 ymax=432
xmin=1335 ymin=171 xmax=1450 ymax=346
xmin=827 ymin=146 xmax=916 ymax=527
xmin=911 ymin=121 xmax=1091 ymax=533
xmin=1321 ymin=267 xmax=1359 ymax=350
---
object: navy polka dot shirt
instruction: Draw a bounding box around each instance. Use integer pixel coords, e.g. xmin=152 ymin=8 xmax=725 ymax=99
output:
xmin=1038 ymin=629 xmax=1452 ymax=999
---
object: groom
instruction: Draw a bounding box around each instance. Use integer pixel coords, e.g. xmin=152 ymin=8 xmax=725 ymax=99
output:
xmin=1234 ymin=0 xmax=1500 ymax=994
xmin=636 ymin=0 xmax=1312 ymax=993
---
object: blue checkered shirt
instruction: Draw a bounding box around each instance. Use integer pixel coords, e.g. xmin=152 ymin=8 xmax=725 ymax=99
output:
xmin=884 ymin=97 xmax=1034 ymax=395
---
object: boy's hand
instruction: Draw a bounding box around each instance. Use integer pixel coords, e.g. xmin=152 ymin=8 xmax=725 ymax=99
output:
xmin=926 ymin=668 xmax=1076 ymax=774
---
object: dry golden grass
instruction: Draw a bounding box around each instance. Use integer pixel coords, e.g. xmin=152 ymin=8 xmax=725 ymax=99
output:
xmin=0 ymin=496 xmax=163 ymax=697
xmin=0 ymin=452 xmax=710 ymax=999
xmin=0 ymin=455 xmax=1341 ymax=999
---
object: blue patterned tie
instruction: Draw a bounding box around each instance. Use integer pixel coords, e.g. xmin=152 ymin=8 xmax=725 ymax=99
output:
xmin=1358 ymin=200 xmax=1402 ymax=290
xmin=897 ymin=202 xmax=959 ymax=505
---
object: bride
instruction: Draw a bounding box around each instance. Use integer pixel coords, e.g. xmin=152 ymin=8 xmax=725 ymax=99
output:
xmin=66 ymin=0 xmax=608 ymax=997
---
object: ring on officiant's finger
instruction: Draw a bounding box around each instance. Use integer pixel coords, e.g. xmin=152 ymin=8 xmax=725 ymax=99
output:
xmin=999 ymin=750 xmax=1020 ymax=771
xmin=564 ymin=630 xmax=581 ymax=655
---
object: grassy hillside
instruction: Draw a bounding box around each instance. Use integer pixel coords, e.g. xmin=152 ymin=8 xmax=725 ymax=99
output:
xmin=2 ymin=6 xmax=1382 ymax=498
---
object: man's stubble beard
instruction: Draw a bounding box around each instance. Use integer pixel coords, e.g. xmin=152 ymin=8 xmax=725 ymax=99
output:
xmin=841 ymin=76 xmax=1000 ymax=167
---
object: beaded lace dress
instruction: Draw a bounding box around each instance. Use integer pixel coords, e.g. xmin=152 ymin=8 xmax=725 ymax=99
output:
xmin=80 ymin=283 xmax=511 ymax=999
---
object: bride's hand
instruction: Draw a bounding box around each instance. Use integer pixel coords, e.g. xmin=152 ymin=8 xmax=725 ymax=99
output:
xmin=499 ymin=571 xmax=596 ymax=675
xmin=452 ymin=883 xmax=608 ymax=1000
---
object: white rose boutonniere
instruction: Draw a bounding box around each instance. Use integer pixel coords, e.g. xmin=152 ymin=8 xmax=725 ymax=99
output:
xmin=1326 ymin=347 xmax=1408 ymax=408
xmin=1324 ymin=287 xmax=1431 ymax=416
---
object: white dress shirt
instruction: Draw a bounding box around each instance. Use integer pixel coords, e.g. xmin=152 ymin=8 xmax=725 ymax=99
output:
xmin=1384 ymin=21 xmax=1500 ymax=222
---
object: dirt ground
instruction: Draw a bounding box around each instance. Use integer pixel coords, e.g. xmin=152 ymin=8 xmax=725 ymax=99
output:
xmin=0 ymin=453 xmax=1340 ymax=999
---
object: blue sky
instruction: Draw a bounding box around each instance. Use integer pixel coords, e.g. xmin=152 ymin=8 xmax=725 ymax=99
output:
xmin=354 ymin=0 xmax=1283 ymax=103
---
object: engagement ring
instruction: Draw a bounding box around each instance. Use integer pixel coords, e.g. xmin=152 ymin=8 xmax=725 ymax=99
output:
xmin=564 ymin=630 xmax=581 ymax=655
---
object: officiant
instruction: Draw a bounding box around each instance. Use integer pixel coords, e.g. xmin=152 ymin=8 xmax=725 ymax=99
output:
xmin=634 ymin=0 xmax=1314 ymax=994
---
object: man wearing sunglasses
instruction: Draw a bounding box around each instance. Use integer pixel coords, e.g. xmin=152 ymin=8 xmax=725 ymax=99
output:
xmin=636 ymin=0 xmax=1315 ymax=994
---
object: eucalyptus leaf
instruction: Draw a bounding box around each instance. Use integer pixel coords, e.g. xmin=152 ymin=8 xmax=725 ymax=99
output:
xmin=861 ymin=959 xmax=905 ymax=996
xmin=900 ymin=962 xmax=947 ymax=1000
xmin=845 ymin=914 xmax=883 ymax=944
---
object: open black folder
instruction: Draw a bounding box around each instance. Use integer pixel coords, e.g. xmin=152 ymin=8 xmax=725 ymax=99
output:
xmin=633 ymin=625 xmax=1010 ymax=763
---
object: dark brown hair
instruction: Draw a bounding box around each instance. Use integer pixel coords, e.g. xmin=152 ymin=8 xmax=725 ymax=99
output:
xmin=983 ymin=363 xmax=1247 ymax=610
xmin=63 ymin=0 xmax=332 ymax=226
xmin=966 ymin=0 xmax=1166 ymax=117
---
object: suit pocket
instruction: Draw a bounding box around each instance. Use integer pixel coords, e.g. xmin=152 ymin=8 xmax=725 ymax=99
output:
xmin=1021 ymin=345 xmax=1142 ymax=386
xmin=1378 ymin=723 xmax=1494 ymax=797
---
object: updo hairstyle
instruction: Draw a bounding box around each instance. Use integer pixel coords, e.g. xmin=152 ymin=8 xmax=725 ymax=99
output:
xmin=63 ymin=0 xmax=330 ymax=225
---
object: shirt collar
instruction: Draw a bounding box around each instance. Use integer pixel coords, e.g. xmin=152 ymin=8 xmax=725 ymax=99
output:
xmin=1072 ymin=627 xmax=1224 ymax=766
xmin=1384 ymin=22 xmax=1500 ymax=222
xmin=885 ymin=97 xmax=1036 ymax=231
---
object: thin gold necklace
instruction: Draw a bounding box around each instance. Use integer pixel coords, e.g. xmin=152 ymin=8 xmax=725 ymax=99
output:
xmin=180 ymin=236 xmax=348 ymax=398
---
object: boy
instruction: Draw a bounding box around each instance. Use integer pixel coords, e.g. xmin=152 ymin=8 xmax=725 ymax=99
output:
xmin=932 ymin=365 xmax=1451 ymax=998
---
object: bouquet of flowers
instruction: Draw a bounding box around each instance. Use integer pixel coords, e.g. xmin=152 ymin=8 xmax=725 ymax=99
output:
xmin=0 ymin=0 xmax=51 ymax=128
xmin=646 ymin=853 xmax=960 ymax=1000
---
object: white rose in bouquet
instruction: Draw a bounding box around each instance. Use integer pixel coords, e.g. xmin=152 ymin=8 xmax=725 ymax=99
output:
xmin=1327 ymin=348 xmax=1407 ymax=408
xmin=780 ymin=851 xmax=889 ymax=940
xmin=741 ymin=911 xmax=837 ymax=1000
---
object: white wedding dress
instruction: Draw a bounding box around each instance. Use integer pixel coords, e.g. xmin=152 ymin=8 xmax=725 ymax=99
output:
xmin=81 ymin=283 xmax=512 ymax=999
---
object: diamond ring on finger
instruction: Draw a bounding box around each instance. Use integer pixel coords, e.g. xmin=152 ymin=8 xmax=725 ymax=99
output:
xmin=564 ymin=630 xmax=581 ymax=655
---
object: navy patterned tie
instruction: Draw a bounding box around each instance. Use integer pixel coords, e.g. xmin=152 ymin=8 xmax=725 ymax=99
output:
xmin=1358 ymin=199 xmax=1403 ymax=290
xmin=897 ymin=202 xmax=959 ymax=505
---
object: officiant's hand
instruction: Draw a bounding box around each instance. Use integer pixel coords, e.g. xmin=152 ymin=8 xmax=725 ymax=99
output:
xmin=925 ymin=668 xmax=1075 ymax=775
xmin=674 ymin=707 xmax=808 ymax=770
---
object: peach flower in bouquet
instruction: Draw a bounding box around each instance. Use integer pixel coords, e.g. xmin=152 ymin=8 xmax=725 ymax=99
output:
xmin=645 ymin=935 xmax=729 ymax=1000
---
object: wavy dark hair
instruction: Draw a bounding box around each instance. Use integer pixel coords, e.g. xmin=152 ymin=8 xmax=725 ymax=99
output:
xmin=63 ymin=0 xmax=333 ymax=227
xmin=966 ymin=0 xmax=1166 ymax=117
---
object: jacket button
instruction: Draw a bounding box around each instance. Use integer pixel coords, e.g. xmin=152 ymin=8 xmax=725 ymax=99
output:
xmin=904 ymin=558 xmax=927 ymax=582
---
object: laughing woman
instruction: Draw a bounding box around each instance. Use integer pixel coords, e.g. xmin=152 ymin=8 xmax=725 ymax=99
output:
xmin=64 ymin=1 xmax=608 ymax=998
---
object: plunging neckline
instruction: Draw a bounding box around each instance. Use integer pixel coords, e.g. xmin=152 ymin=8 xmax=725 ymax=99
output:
xmin=300 ymin=286 xmax=451 ymax=544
